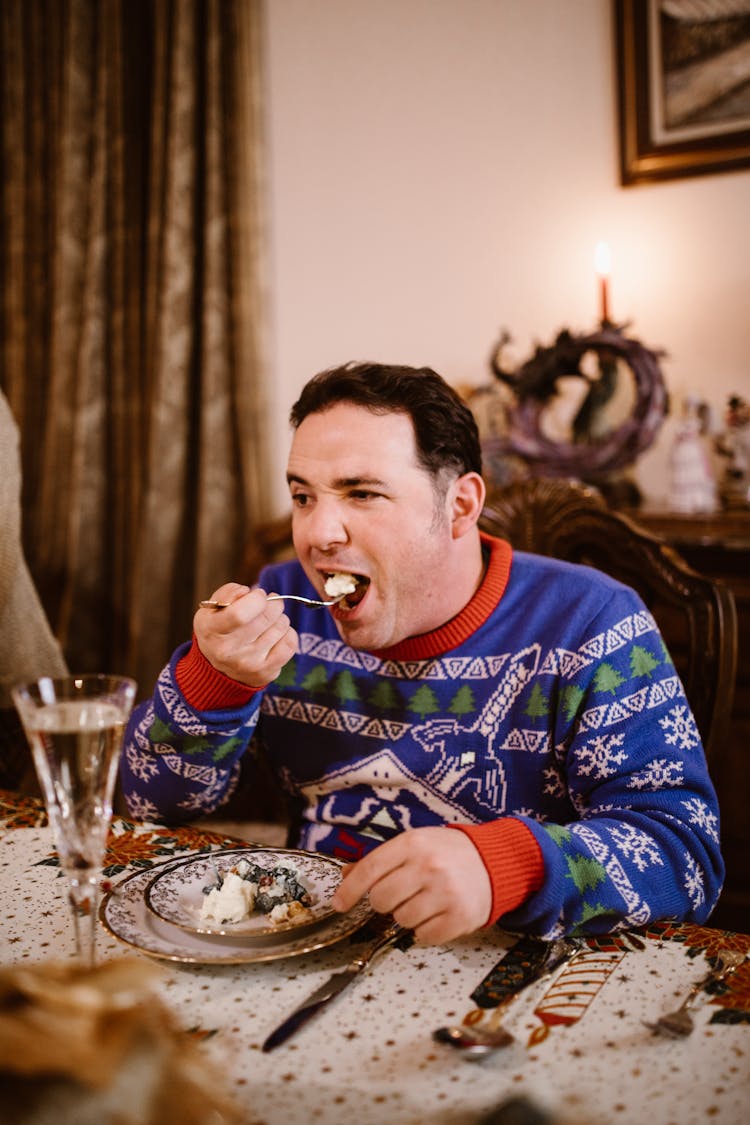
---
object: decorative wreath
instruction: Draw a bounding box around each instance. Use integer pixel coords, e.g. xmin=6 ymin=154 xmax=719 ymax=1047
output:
xmin=483 ymin=326 xmax=668 ymax=476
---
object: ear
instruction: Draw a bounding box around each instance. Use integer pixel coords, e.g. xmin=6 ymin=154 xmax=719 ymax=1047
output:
xmin=449 ymin=472 xmax=486 ymax=539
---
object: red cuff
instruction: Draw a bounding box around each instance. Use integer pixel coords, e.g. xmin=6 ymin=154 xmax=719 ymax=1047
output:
xmin=176 ymin=636 xmax=259 ymax=711
xmin=449 ymin=818 xmax=544 ymax=925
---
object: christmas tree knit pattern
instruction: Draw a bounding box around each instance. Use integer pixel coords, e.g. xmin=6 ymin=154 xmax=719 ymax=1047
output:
xmin=122 ymin=547 xmax=723 ymax=939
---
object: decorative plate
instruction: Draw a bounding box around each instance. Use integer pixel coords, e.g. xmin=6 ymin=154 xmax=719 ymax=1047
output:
xmin=99 ymin=854 xmax=373 ymax=965
xmin=144 ymin=847 xmax=342 ymax=939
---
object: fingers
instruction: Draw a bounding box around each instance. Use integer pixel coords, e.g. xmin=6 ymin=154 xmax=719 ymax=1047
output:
xmin=200 ymin=582 xmax=252 ymax=610
xmin=194 ymin=584 xmax=299 ymax=687
xmin=331 ymin=836 xmax=409 ymax=913
xmin=330 ymin=827 xmax=493 ymax=945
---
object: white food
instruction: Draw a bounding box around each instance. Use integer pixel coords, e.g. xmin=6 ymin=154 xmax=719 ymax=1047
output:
xmin=198 ymin=859 xmax=316 ymax=927
xmin=269 ymin=900 xmax=308 ymax=924
xmin=199 ymin=871 xmax=256 ymax=924
xmin=324 ymin=572 xmax=357 ymax=597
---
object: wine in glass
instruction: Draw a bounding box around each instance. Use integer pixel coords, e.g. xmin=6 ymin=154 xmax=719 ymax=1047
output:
xmin=11 ymin=674 xmax=137 ymax=965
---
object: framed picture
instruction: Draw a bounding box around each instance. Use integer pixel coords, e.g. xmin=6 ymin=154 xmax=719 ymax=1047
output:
xmin=615 ymin=0 xmax=750 ymax=185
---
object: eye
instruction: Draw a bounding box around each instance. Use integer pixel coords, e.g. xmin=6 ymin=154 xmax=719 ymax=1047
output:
xmin=291 ymin=492 xmax=311 ymax=508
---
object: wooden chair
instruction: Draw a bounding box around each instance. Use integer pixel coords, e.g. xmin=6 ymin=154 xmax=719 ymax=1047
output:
xmin=237 ymin=478 xmax=737 ymax=765
xmin=479 ymin=477 xmax=738 ymax=766
xmin=238 ymin=513 xmax=298 ymax=585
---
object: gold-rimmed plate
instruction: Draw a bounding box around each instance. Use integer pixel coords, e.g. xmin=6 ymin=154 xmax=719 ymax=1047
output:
xmin=144 ymin=847 xmax=341 ymax=939
xmin=99 ymin=852 xmax=373 ymax=965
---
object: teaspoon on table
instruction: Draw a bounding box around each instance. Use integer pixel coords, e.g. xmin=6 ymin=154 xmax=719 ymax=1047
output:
xmin=434 ymin=938 xmax=582 ymax=1058
xmin=645 ymin=948 xmax=747 ymax=1038
xmin=433 ymin=1021 xmax=515 ymax=1056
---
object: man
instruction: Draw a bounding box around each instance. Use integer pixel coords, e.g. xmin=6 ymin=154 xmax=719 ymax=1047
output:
xmin=121 ymin=362 xmax=723 ymax=944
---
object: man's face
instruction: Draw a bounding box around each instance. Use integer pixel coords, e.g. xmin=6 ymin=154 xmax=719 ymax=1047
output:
xmin=286 ymin=403 xmax=457 ymax=650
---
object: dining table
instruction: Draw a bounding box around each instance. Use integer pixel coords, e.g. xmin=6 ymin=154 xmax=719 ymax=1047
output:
xmin=1 ymin=786 xmax=749 ymax=1125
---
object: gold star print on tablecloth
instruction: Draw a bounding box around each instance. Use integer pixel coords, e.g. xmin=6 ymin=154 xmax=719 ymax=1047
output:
xmin=1 ymin=789 xmax=252 ymax=878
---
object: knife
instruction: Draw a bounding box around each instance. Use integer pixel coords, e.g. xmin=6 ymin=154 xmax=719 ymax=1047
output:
xmin=262 ymin=921 xmax=410 ymax=1051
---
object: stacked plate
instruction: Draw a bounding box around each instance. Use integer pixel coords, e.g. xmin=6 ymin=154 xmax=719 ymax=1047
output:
xmin=99 ymin=847 xmax=373 ymax=964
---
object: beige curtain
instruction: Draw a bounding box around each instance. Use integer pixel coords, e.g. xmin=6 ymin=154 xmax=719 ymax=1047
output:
xmin=0 ymin=0 xmax=269 ymax=697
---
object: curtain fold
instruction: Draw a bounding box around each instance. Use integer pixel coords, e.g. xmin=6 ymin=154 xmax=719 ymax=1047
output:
xmin=0 ymin=0 xmax=268 ymax=697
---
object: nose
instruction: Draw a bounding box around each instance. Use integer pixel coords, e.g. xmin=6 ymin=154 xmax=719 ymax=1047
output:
xmin=301 ymin=497 xmax=349 ymax=552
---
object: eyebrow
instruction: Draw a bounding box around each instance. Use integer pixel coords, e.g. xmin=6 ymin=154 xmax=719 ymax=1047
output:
xmin=286 ymin=473 xmax=391 ymax=490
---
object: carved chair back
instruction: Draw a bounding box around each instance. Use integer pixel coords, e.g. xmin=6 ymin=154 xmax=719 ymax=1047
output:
xmin=479 ymin=478 xmax=738 ymax=766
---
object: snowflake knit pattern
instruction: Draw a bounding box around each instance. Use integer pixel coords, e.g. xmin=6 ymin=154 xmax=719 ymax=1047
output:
xmin=121 ymin=537 xmax=723 ymax=940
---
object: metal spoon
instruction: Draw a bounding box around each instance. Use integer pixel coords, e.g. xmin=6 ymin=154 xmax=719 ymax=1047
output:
xmin=199 ymin=593 xmax=344 ymax=610
xmin=433 ymin=1020 xmax=515 ymax=1056
xmin=434 ymin=938 xmax=581 ymax=1058
xmin=646 ymin=948 xmax=747 ymax=1038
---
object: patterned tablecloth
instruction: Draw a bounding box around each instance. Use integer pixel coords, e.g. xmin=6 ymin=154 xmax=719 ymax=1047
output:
xmin=1 ymin=790 xmax=749 ymax=1125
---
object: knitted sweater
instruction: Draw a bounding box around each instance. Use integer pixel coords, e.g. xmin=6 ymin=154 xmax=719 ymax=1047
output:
xmin=121 ymin=535 xmax=723 ymax=939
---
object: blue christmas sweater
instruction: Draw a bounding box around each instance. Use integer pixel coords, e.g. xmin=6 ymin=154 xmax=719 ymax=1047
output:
xmin=121 ymin=535 xmax=724 ymax=939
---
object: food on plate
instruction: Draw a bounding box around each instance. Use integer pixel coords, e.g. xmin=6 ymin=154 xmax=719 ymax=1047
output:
xmin=200 ymin=857 xmax=315 ymax=926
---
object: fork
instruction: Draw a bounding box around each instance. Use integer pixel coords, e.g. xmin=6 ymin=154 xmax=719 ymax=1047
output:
xmin=647 ymin=948 xmax=747 ymax=1038
xmin=199 ymin=593 xmax=343 ymax=610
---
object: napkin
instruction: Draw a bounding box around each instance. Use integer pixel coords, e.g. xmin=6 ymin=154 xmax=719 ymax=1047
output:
xmin=0 ymin=958 xmax=243 ymax=1124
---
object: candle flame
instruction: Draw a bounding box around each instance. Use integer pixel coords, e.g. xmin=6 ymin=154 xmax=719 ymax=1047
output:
xmin=595 ymin=241 xmax=611 ymax=278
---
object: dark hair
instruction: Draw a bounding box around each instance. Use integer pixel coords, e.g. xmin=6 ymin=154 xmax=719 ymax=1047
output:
xmin=289 ymin=362 xmax=482 ymax=478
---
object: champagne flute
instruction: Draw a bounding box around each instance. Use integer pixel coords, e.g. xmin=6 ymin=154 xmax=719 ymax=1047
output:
xmin=11 ymin=674 xmax=137 ymax=966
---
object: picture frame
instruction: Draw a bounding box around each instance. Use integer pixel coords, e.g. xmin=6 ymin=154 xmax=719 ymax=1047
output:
xmin=615 ymin=0 xmax=750 ymax=185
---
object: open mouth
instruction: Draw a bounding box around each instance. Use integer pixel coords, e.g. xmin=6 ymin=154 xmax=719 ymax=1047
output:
xmin=323 ymin=571 xmax=370 ymax=610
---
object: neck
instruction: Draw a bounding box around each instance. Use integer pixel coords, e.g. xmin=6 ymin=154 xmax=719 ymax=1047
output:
xmin=372 ymin=533 xmax=512 ymax=661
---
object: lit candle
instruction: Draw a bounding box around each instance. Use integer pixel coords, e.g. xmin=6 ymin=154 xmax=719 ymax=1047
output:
xmin=595 ymin=241 xmax=611 ymax=325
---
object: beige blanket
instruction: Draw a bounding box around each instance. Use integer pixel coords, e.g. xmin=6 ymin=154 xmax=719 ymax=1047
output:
xmin=0 ymin=391 xmax=67 ymax=707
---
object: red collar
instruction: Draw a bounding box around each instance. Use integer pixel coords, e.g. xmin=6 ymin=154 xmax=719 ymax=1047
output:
xmin=372 ymin=533 xmax=512 ymax=661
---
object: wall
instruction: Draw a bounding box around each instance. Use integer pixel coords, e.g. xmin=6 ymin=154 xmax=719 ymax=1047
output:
xmin=261 ymin=0 xmax=750 ymax=516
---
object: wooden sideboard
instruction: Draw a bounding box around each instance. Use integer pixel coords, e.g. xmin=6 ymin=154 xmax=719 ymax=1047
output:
xmin=623 ymin=506 xmax=750 ymax=934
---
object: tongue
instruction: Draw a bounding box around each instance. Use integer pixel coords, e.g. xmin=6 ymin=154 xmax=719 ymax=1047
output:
xmin=342 ymin=581 xmax=368 ymax=608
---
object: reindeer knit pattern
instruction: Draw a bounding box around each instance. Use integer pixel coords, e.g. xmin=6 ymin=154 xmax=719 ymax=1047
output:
xmin=121 ymin=536 xmax=723 ymax=939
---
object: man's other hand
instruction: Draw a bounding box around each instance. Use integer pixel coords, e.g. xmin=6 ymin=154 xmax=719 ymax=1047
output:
xmin=330 ymin=826 xmax=492 ymax=945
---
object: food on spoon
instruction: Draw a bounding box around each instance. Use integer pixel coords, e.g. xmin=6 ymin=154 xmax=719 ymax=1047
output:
xmin=324 ymin=572 xmax=358 ymax=598
xmin=200 ymin=858 xmax=315 ymax=926
xmin=323 ymin=571 xmax=370 ymax=608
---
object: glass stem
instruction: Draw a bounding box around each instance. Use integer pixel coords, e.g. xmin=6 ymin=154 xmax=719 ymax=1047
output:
xmin=67 ymin=872 xmax=100 ymax=966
